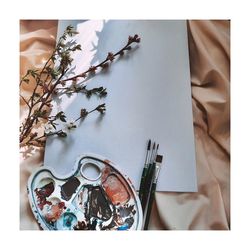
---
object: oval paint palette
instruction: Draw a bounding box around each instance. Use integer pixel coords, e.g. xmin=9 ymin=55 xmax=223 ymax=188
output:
xmin=27 ymin=154 xmax=143 ymax=230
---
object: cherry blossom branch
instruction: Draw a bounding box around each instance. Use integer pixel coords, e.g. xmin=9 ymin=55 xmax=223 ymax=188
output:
xmin=19 ymin=24 xmax=140 ymax=148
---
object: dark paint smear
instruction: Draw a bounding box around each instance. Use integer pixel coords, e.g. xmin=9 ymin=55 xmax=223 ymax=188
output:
xmin=61 ymin=177 xmax=80 ymax=201
xmin=119 ymin=204 xmax=135 ymax=218
xmin=88 ymin=218 xmax=98 ymax=230
xmin=125 ymin=217 xmax=134 ymax=228
xmin=35 ymin=182 xmax=54 ymax=210
xmin=88 ymin=186 xmax=112 ymax=221
xmin=101 ymin=219 xmax=117 ymax=231
xmin=74 ymin=221 xmax=88 ymax=230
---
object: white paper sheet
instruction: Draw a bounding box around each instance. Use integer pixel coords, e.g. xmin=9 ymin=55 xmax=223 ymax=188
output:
xmin=44 ymin=20 xmax=197 ymax=192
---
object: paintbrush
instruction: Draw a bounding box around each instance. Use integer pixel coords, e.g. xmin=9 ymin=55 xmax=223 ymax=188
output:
xmin=139 ymin=139 xmax=151 ymax=202
xmin=143 ymin=154 xmax=163 ymax=230
xmin=153 ymin=144 xmax=159 ymax=163
xmin=149 ymin=142 xmax=156 ymax=164
xmin=141 ymin=142 xmax=156 ymax=212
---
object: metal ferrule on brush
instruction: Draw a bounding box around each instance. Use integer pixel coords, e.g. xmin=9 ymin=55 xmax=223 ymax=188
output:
xmin=153 ymin=155 xmax=163 ymax=183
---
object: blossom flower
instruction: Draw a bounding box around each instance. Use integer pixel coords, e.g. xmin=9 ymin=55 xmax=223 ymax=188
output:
xmin=44 ymin=123 xmax=55 ymax=134
xmin=65 ymin=120 xmax=77 ymax=130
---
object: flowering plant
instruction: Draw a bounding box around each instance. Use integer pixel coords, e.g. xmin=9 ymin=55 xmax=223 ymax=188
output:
xmin=20 ymin=25 xmax=140 ymax=148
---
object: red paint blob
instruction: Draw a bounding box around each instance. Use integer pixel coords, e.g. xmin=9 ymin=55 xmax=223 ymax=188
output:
xmin=35 ymin=182 xmax=54 ymax=210
xmin=103 ymin=175 xmax=129 ymax=205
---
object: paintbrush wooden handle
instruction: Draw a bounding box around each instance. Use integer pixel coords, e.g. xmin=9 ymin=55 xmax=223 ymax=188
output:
xmin=141 ymin=163 xmax=155 ymax=213
xmin=143 ymin=182 xmax=156 ymax=230
xmin=139 ymin=165 xmax=148 ymax=202
xmin=143 ymin=162 xmax=161 ymax=230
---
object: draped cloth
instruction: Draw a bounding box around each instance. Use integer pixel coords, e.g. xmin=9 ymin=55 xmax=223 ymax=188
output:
xmin=19 ymin=20 xmax=230 ymax=230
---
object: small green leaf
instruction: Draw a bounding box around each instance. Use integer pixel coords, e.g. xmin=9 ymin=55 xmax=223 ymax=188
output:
xmin=72 ymin=44 xmax=82 ymax=51
xmin=23 ymin=78 xmax=29 ymax=84
xmin=40 ymin=110 xmax=47 ymax=117
xmin=55 ymin=111 xmax=64 ymax=118
xmin=60 ymin=116 xmax=66 ymax=122
xmin=51 ymin=123 xmax=56 ymax=130
xmin=28 ymin=69 xmax=39 ymax=78
xmin=58 ymin=131 xmax=67 ymax=137
xmin=86 ymin=91 xmax=92 ymax=98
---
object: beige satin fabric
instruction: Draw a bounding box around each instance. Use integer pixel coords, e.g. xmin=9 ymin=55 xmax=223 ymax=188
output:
xmin=150 ymin=21 xmax=230 ymax=230
xmin=20 ymin=20 xmax=58 ymax=230
xmin=19 ymin=20 xmax=230 ymax=230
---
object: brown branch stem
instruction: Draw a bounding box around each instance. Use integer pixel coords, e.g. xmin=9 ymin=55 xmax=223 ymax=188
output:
xmin=63 ymin=36 xmax=140 ymax=83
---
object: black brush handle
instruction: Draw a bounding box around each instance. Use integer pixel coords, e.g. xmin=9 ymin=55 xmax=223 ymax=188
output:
xmin=141 ymin=163 xmax=155 ymax=213
xmin=139 ymin=166 xmax=148 ymax=202
xmin=143 ymin=182 xmax=156 ymax=230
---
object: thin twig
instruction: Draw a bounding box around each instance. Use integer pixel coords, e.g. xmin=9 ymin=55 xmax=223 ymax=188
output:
xmin=20 ymin=94 xmax=30 ymax=108
xmin=63 ymin=34 xmax=140 ymax=83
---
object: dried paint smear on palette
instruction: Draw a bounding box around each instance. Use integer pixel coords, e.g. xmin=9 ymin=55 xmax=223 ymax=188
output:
xmin=28 ymin=154 xmax=142 ymax=230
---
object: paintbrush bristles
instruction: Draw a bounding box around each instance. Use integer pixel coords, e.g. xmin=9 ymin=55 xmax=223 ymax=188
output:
xmin=156 ymin=154 xmax=163 ymax=163
xmin=144 ymin=140 xmax=151 ymax=165
xmin=147 ymin=140 xmax=151 ymax=150
xmin=153 ymin=144 xmax=159 ymax=162
xmin=149 ymin=142 xmax=156 ymax=163
xmin=146 ymin=140 xmax=160 ymax=164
